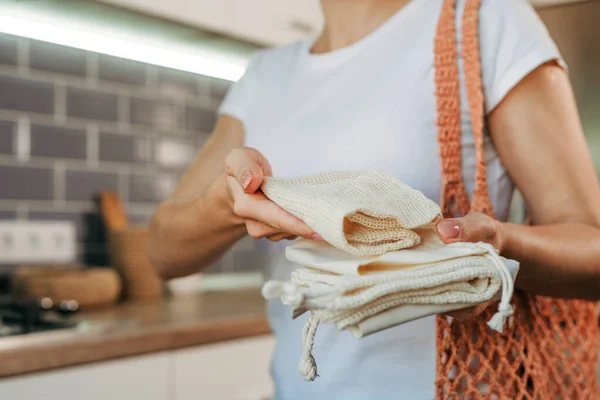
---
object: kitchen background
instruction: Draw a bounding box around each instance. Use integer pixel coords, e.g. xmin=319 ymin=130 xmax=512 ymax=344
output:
xmin=0 ymin=0 xmax=598 ymax=278
xmin=0 ymin=0 xmax=598 ymax=399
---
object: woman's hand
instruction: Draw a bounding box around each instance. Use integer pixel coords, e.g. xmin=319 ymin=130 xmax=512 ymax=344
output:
xmin=436 ymin=212 xmax=504 ymax=321
xmin=436 ymin=212 xmax=503 ymax=250
xmin=225 ymin=147 xmax=320 ymax=242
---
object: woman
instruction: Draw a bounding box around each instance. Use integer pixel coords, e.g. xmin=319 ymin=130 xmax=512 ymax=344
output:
xmin=148 ymin=0 xmax=600 ymax=398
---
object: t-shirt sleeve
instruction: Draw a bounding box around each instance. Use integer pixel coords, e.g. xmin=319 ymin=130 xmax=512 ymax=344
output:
xmin=478 ymin=0 xmax=565 ymax=114
xmin=218 ymin=51 xmax=264 ymax=125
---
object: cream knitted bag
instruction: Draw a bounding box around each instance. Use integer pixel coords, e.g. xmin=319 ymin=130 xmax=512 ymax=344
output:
xmin=260 ymin=170 xmax=442 ymax=255
xmin=260 ymin=170 xmax=519 ymax=381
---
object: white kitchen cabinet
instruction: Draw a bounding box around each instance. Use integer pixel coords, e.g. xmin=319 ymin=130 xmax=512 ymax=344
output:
xmin=93 ymin=0 xmax=578 ymax=48
xmin=96 ymin=0 xmax=322 ymax=46
xmin=0 ymin=335 xmax=275 ymax=400
xmin=173 ymin=335 xmax=276 ymax=400
xmin=99 ymin=0 xmax=227 ymax=33
xmin=0 ymin=352 xmax=171 ymax=400
xmin=227 ymin=0 xmax=322 ymax=46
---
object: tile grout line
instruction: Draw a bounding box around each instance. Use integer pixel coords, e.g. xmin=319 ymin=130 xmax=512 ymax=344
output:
xmin=118 ymin=166 xmax=131 ymax=204
xmin=118 ymin=88 xmax=131 ymax=131
xmin=86 ymin=52 xmax=99 ymax=87
xmin=0 ymin=154 xmax=185 ymax=177
xmin=53 ymin=160 xmax=66 ymax=207
xmin=0 ymin=108 xmax=211 ymax=139
xmin=53 ymin=77 xmax=67 ymax=124
xmin=86 ymin=122 xmax=99 ymax=168
xmin=16 ymin=116 xmax=30 ymax=162
xmin=16 ymin=37 xmax=29 ymax=74
xmin=15 ymin=204 xmax=28 ymax=221
xmin=0 ymin=64 xmax=218 ymax=110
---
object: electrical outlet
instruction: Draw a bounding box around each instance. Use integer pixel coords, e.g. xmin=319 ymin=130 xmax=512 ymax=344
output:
xmin=0 ymin=221 xmax=76 ymax=264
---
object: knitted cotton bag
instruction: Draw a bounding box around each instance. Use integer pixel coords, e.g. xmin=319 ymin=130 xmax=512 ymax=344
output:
xmin=262 ymin=170 xmax=519 ymax=381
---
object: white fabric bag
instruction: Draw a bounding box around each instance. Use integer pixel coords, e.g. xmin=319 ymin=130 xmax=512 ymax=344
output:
xmin=260 ymin=171 xmax=519 ymax=381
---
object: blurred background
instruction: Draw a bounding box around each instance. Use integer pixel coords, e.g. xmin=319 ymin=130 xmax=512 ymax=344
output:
xmin=0 ymin=0 xmax=597 ymax=399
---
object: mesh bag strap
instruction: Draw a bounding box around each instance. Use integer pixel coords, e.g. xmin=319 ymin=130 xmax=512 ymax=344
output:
xmin=433 ymin=0 xmax=599 ymax=398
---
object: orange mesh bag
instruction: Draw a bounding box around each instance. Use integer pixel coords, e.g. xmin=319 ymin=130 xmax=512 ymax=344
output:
xmin=434 ymin=0 xmax=599 ymax=398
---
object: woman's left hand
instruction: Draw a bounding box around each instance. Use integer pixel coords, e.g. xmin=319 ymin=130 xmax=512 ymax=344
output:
xmin=435 ymin=212 xmax=504 ymax=321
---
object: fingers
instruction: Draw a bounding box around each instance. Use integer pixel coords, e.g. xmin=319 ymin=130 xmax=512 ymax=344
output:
xmin=246 ymin=220 xmax=278 ymax=238
xmin=246 ymin=220 xmax=298 ymax=242
xmin=444 ymin=301 xmax=492 ymax=322
xmin=225 ymin=147 xmax=272 ymax=194
xmin=445 ymin=305 xmax=478 ymax=322
xmin=236 ymin=192 xmax=316 ymax=240
xmin=436 ymin=212 xmax=499 ymax=246
xmin=267 ymin=233 xmax=298 ymax=242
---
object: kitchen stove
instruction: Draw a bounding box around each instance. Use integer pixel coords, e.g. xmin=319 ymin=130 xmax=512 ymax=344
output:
xmin=0 ymin=296 xmax=80 ymax=337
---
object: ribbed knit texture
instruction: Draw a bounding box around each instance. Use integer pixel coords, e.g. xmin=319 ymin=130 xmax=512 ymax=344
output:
xmin=434 ymin=0 xmax=598 ymax=398
xmin=261 ymin=173 xmax=517 ymax=381
xmin=262 ymin=170 xmax=441 ymax=256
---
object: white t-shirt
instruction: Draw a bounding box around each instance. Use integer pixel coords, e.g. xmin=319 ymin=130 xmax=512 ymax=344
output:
xmin=219 ymin=0 xmax=562 ymax=398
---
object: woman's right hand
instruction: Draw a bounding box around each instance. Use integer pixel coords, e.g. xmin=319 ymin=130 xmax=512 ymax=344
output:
xmin=224 ymin=147 xmax=320 ymax=242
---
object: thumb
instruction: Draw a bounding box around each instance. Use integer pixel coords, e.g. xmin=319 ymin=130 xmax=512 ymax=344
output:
xmin=436 ymin=212 xmax=497 ymax=244
xmin=225 ymin=147 xmax=272 ymax=194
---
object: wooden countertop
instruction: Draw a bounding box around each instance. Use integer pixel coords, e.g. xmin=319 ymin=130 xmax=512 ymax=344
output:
xmin=0 ymin=289 xmax=270 ymax=378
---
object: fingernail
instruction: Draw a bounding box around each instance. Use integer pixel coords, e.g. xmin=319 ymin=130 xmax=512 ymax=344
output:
xmin=311 ymin=233 xmax=324 ymax=241
xmin=437 ymin=220 xmax=460 ymax=239
xmin=240 ymin=170 xmax=252 ymax=190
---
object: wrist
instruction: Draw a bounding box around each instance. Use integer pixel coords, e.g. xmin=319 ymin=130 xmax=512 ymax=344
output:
xmin=494 ymin=219 xmax=507 ymax=254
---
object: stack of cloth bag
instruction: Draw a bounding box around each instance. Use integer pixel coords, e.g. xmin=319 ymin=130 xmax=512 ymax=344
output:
xmin=260 ymin=170 xmax=519 ymax=381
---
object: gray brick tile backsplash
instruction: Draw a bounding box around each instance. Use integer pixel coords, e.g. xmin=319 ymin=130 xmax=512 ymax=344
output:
xmin=30 ymin=124 xmax=87 ymax=159
xmin=0 ymin=33 xmax=251 ymax=276
xmin=128 ymin=212 xmax=153 ymax=226
xmin=98 ymin=55 xmax=146 ymax=86
xmin=0 ymin=35 xmax=18 ymax=65
xmin=154 ymin=137 xmax=197 ymax=169
xmin=0 ymin=165 xmax=53 ymax=200
xmin=0 ymin=120 xmax=15 ymax=154
xmin=157 ymin=67 xmax=199 ymax=96
xmin=65 ymin=170 xmax=118 ymax=201
xmin=99 ymin=132 xmax=151 ymax=163
xmin=66 ymin=87 xmax=119 ymax=122
xmin=0 ymin=211 xmax=16 ymax=220
xmin=130 ymin=97 xmax=181 ymax=129
xmin=210 ymin=78 xmax=232 ymax=102
xmin=233 ymin=251 xmax=263 ymax=273
xmin=204 ymin=261 xmax=224 ymax=274
xmin=129 ymin=174 xmax=176 ymax=203
xmin=185 ymin=105 xmax=216 ymax=132
xmin=0 ymin=75 xmax=54 ymax=114
xmin=29 ymin=41 xmax=87 ymax=77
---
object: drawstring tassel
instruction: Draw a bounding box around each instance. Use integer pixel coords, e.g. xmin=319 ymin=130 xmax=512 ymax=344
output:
xmin=299 ymin=314 xmax=320 ymax=381
xmin=487 ymin=302 xmax=514 ymax=332
xmin=261 ymin=280 xmax=304 ymax=306
xmin=474 ymin=242 xmax=515 ymax=332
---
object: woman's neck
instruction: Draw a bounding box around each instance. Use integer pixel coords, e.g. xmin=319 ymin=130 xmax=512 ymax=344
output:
xmin=312 ymin=0 xmax=411 ymax=54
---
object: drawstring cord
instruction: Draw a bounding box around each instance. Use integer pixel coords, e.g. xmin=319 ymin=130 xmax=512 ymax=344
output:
xmin=466 ymin=242 xmax=514 ymax=331
xmin=298 ymin=314 xmax=320 ymax=381
xmin=263 ymin=241 xmax=514 ymax=380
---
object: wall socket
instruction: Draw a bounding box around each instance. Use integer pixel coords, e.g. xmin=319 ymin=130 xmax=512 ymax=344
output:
xmin=0 ymin=221 xmax=77 ymax=264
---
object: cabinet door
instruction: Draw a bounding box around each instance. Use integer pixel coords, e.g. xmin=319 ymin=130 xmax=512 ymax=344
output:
xmin=0 ymin=352 xmax=171 ymax=400
xmin=174 ymin=335 xmax=275 ymax=400
xmin=98 ymin=0 xmax=227 ymax=32
xmin=227 ymin=0 xmax=322 ymax=46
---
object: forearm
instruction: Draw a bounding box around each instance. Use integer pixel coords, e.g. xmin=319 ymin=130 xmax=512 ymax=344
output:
xmin=500 ymin=221 xmax=600 ymax=300
xmin=148 ymin=175 xmax=246 ymax=280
